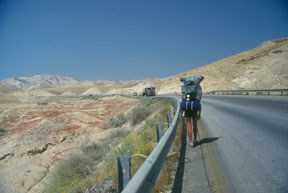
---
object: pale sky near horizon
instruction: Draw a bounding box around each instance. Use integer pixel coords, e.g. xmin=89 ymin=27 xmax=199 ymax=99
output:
xmin=0 ymin=0 xmax=287 ymax=81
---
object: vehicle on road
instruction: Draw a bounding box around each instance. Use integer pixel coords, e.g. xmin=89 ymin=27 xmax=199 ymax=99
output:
xmin=142 ymin=87 xmax=156 ymax=96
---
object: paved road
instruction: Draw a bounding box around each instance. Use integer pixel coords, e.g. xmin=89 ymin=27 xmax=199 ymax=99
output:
xmin=200 ymin=95 xmax=288 ymax=193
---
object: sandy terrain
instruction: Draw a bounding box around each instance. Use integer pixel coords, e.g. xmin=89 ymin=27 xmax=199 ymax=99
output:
xmin=0 ymin=95 xmax=138 ymax=193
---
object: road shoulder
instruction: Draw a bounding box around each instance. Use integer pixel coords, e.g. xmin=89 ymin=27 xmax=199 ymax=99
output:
xmin=181 ymin=125 xmax=211 ymax=193
xmin=198 ymin=122 xmax=228 ymax=193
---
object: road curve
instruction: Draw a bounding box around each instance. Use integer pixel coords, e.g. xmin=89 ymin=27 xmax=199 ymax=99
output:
xmin=200 ymin=95 xmax=288 ymax=193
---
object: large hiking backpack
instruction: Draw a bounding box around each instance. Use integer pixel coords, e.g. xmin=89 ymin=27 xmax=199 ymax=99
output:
xmin=180 ymin=76 xmax=204 ymax=112
xmin=180 ymin=100 xmax=200 ymax=112
xmin=180 ymin=76 xmax=204 ymax=101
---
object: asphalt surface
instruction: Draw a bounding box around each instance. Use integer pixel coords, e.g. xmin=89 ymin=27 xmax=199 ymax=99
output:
xmin=200 ymin=95 xmax=288 ymax=193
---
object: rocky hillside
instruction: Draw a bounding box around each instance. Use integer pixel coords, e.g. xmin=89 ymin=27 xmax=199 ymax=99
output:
xmin=157 ymin=37 xmax=288 ymax=94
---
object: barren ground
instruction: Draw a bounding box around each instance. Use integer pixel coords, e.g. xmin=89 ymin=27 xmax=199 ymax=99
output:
xmin=0 ymin=95 xmax=138 ymax=193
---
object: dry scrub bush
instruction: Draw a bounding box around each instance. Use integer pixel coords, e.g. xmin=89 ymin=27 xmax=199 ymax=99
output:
xmin=0 ymin=127 xmax=6 ymax=136
xmin=109 ymin=113 xmax=128 ymax=128
xmin=43 ymin=153 xmax=95 ymax=193
xmin=130 ymin=143 xmax=154 ymax=175
xmin=101 ymin=113 xmax=128 ymax=130
xmin=81 ymin=142 xmax=110 ymax=163
xmin=43 ymin=97 xmax=173 ymax=193
xmin=130 ymin=98 xmax=153 ymax=126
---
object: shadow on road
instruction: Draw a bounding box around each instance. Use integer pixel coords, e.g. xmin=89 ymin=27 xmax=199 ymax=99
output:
xmin=171 ymin=119 xmax=187 ymax=193
xmin=171 ymin=120 xmax=221 ymax=193
xmin=194 ymin=137 xmax=221 ymax=147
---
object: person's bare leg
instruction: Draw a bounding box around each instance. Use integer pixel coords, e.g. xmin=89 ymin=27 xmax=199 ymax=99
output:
xmin=192 ymin=117 xmax=198 ymax=142
xmin=186 ymin=117 xmax=192 ymax=142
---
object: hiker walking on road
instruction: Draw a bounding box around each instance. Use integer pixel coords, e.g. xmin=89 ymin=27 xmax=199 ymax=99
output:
xmin=180 ymin=76 xmax=204 ymax=147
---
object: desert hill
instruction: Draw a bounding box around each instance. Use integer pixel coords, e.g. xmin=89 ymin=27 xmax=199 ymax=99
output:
xmin=1 ymin=37 xmax=287 ymax=98
xmin=0 ymin=86 xmax=20 ymax=104
xmin=157 ymin=37 xmax=288 ymax=94
xmin=98 ymin=37 xmax=288 ymax=95
xmin=0 ymin=75 xmax=116 ymax=90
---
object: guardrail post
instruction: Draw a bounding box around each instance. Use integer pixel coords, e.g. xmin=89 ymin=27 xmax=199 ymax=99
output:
xmin=167 ymin=113 xmax=172 ymax=127
xmin=117 ymin=156 xmax=131 ymax=192
xmin=157 ymin=124 xmax=164 ymax=142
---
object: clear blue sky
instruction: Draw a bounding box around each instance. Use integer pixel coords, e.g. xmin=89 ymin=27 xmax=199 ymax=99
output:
xmin=1 ymin=0 xmax=287 ymax=81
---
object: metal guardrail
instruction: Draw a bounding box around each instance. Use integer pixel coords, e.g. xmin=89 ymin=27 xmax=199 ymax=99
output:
xmin=119 ymin=97 xmax=180 ymax=193
xmin=207 ymin=88 xmax=288 ymax=95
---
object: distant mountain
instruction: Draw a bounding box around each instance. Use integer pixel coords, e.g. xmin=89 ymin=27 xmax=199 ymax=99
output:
xmin=0 ymin=75 xmax=116 ymax=90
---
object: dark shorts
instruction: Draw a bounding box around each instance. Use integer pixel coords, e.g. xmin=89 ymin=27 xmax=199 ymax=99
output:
xmin=184 ymin=110 xmax=198 ymax=118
